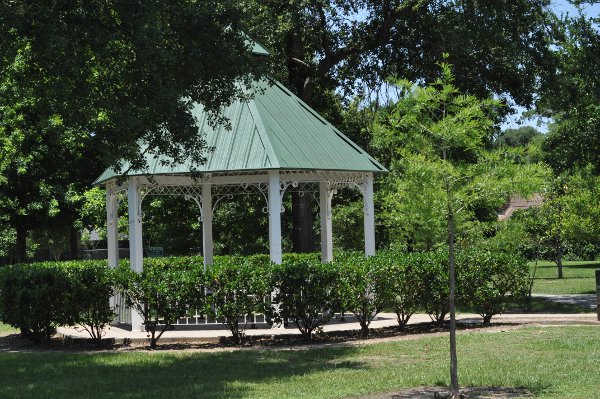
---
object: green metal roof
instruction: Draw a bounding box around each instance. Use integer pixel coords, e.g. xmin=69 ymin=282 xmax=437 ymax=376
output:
xmin=248 ymin=39 xmax=270 ymax=56
xmin=94 ymin=79 xmax=387 ymax=185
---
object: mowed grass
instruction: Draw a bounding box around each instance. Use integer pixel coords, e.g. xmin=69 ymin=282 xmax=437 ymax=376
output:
xmin=530 ymin=260 xmax=599 ymax=294
xmin=0 ymin=326 xmax=599 ymax=399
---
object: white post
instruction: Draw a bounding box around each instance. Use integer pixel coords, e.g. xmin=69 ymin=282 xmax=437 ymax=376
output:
xmin=202 ymin=183 xmax=213 ymax=268
xmin=268 ymin=171 xmax=282 ymax=264
xmin=319 ymin=182 xmax=333 ymax=263
xmin=106 ymin=189 xmax=119 ymax=269
xmin=363 ymin=173 xmax=376 ymax=257
xmin=106 ymin=187 xmax=120 ymax=324
xmin=127 ymin=176 xmax=144 ymax=331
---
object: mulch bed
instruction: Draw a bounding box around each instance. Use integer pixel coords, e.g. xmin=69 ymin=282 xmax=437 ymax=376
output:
xmin=0 ymin=319 xmax=517 ymax=352
xmin=350 ymin=386 xmax=533 ymax=399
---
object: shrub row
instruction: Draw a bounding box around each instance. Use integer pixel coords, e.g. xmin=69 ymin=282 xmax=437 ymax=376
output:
xmin=0 ymin=260 xmax=113 ymax=341
xmin=0 ymin=250 xmax=529 ymax=346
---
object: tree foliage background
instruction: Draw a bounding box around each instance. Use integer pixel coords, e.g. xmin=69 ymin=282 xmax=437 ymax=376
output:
xmin=0 ymin=0 xmax=599 ymax=264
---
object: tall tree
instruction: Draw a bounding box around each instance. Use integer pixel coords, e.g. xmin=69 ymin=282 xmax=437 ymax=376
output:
xmin=540 ymin=11 xmax=600 ymax=173
xmin=372 ymin=62 xmax=547 ymax=397
xmin=0 ymin=1 xmax=266 ymax=261
xmin=496 ymin=126 xmax=542 ymax=148
xmin=246 ymin=0 xmax=558 ymax=251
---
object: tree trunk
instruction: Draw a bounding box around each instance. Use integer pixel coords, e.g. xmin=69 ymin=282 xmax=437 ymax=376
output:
xmin=292 ymin=192 xmax=314 ymax=253
xmin=285 ymin=32 xmax=318 ymax=254
xmin=556 ymin=240 xmax=563 ymax=279
xmin=448 ymin=206 xmax=460 ymax=398
xmin=15 ymin=223 xmax=27 ymax=263
xmin=69 ymin=225 xmax=79 ymax=260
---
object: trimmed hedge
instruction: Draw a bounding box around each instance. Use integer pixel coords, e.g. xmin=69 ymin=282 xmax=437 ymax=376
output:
xmin=458 ymin=249 xmax=529 ymax=324
xmin=373 ymin=251 xmax=423 ymax=330
xmin=0 ymin=260 xmax=113 ymax=341
xmin=0 ymin=250 xmax=529 ymax=345
xmin=205 ymin=256 xmax=271 ymax=343
xmin=114 ymin=257 xmax=204 ymax=348
xmin=271 ymin=256 xmax=339 ymax=342
xmin=336 ymin=252 xmax=386 ymax=336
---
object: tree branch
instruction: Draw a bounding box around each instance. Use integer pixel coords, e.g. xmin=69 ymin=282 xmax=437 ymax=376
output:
xmin=316 ymin=0 xmax=412 ymax=77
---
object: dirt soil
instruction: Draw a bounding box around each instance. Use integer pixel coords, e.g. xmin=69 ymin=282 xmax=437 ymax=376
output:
xmin=0 ymin=320 xmax=523 ymax=353
xmin=351 ymin=386 xmax=533 ymax=399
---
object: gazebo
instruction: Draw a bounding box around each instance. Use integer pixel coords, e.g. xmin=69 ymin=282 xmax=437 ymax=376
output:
xmin=95 ymin=78 xmax=387 ymax=330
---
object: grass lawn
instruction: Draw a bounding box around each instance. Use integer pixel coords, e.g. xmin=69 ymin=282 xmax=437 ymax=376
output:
xmin=0 ymin=326 xmax=599 ymax=399
xmin=530 ymin=260 xmax=599 ymax=295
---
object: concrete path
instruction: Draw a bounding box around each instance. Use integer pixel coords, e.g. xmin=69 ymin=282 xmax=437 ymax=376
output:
xmin=57 ymin=312 xmax=599 ymax=345
xmin=532 ymin=293 xmax=597 ymax=310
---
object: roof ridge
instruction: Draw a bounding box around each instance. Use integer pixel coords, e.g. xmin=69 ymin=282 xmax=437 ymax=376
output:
xmin=265 ymin=78 xmax=386 ymax=172
xmin=246 ymin=88 xmax=281 ymax=169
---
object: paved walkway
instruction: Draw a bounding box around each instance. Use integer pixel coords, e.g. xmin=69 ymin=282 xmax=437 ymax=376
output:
xmin=57 ymin=312 xmax=599 ymax=344
xmin=532 ymin=293 xmax=597 ymax=309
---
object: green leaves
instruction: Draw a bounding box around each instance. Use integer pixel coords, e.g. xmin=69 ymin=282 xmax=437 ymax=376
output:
xmin=205 ymin=256 xmax=271 ymax=343
xmin=374 ymin=63 xmax=548 ymax=251
xmin=335 ymin=253 xmax=386 ymax=335
xmin=0 ymin=260 xmax=114 ymax=341
xmin=271 ymin=257 xmax=340 ymax=342
xmin=115 ymin=257 xmax=204 ymax=348
xmin=458 ymin=249 xmax=529 ymax=323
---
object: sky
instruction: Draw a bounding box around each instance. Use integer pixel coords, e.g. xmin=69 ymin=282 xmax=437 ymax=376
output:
xmin=501 ymin=0 xmax=600 ymax=132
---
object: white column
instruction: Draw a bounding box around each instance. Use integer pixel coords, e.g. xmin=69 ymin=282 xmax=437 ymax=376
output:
xmin=106 ymin=188 xmax=120 ymax=324
xmin=202 ymin=183 xmax=213 ymax=268
xmin=106 ymin=189 xmax=119 ymax=269
xmin=127 ymin=176 xmax=144 ymax=331
xmin=268 ymin=171 xmax=282 ymax=264
xmin=319 ymin=182 xmax=333 ymax=263
xmin=363 ymin=173 xmax=376 ymax=257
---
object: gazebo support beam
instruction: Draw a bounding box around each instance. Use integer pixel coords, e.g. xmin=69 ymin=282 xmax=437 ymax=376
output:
xmin=268 ymin=171 xmax=283 ymax=264
xmin=363 ymin=173 xmax=376 ymax=257
xmin=127 ymin=176 xmax=145 ymax=331
xmin=106 ymin=189 xmax=119 ymax=324
xmin=319 ymin=182 xmax=333 ymax=263
xmin=106 ymin=189 xmax=119 ymax=269
xmin=202 ymin=183 xmax=213 ymax=267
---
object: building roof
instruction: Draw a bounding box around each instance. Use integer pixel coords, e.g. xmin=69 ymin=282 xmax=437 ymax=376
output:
xmin=94 ymin=79 xmax=387 ymax=185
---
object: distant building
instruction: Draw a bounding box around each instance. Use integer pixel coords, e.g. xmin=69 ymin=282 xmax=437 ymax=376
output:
xmin=497 ymin=195 xmax=543 ymax=221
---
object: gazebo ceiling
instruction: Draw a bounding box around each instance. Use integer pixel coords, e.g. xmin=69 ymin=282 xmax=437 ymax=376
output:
xmin=94 ymin=78 xmax=386 ymax=185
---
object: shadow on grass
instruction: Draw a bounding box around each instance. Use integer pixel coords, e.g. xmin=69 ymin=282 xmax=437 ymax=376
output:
xmin=508 ymin=298 xmax=595 ymax=314
xmin=537 ymin=276 xmax=596 ymax=280
xmin=0 ymin=342 xmax=365 ymax=399
xmin=564 ymin=262 xmax=600 ymax=269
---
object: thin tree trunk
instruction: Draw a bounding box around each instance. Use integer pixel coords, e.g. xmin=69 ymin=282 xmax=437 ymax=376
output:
xmin=448 ymin=207 xmax=460 ymax=398
xmin=556 ymin=239 xmax=563 ymax=279
xmin=526 ymin=259 xmax=539 ymax=311
xmin=15 ymin=223 xmax=27 ymax=263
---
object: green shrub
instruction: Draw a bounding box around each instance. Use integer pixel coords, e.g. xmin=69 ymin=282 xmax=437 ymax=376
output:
xmin=374 ymin=251 xmax=422 ymax=330
xmin=415 ymin=251 xmax=450 ymax=325
xmin=0 ymin=263 xmax=71 ymax=340
xmin=67 ymin=262 xmax=115 ymax=342
xmin=115 ymin=258 xmax=203 ymax=348
xmin=458 ymin=249 xmax=529 ymax=324
xmin=0 ymin=260 xmax=113 ymax=342
xmin=205 ymin=256 xmax=271 ymax=343
xmin=271 ymin=258 xmax=340 ymax=342
xmin=336 ymin=253 xmax=386 ymax=336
